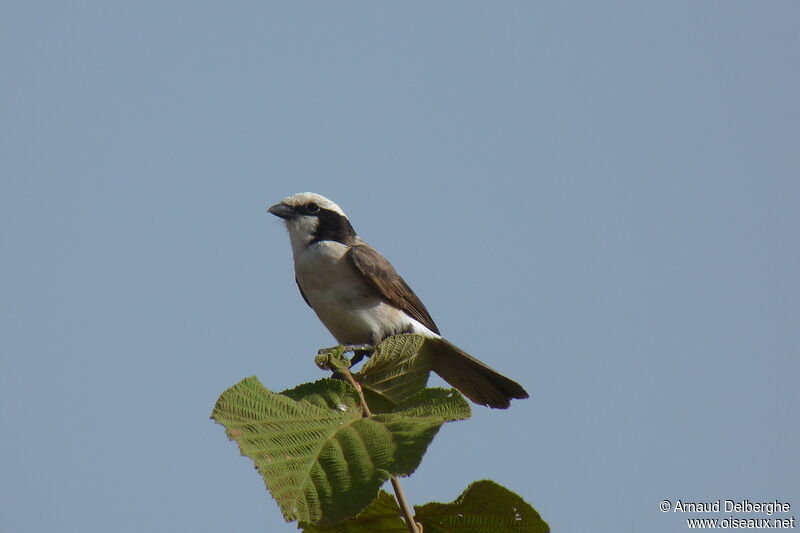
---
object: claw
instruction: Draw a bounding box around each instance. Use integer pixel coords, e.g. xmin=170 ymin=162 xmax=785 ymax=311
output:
xmin=317 ymin=344 xmax=373 ymax=355
xmin=317 ymin=344 xmax=374 ymax=369
xmin=342 ymin=344 xmax=373 ymax=352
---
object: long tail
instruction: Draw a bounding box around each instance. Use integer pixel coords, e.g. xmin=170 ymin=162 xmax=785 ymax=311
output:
xmin=429 ymin=338 xmax=528 ymax=409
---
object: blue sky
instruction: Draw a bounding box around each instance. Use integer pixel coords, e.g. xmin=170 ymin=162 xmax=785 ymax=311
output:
xmin=2 ymin=2 xmax=798 ymax=532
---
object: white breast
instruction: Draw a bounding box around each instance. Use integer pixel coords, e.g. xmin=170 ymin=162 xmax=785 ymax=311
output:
xmin=293 ymin=241 xmax=437 ymax=345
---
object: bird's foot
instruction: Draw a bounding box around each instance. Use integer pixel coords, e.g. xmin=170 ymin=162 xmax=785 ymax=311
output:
xmin=317 ymin=344 xmax=374 ymax=368
xmin=342 ymin=343 xmax=374 ymax=353
xmin=315 ymin=345 xmax=348 ymax=374
xmin=317 ymin=343 xmax=373 ymax=354
xmin=342 ymin=344 xmax=373 ymax=367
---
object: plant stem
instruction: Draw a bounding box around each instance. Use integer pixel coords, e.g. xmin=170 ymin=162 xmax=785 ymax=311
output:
xmin=340 ymin=368 xmax=420 ymax=533
xmin=390 ymin=477 xmax=420 ymax=533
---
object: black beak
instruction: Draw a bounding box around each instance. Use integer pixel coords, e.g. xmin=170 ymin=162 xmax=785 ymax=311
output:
xmin=268 ymin=202 xmax=296 ymax=220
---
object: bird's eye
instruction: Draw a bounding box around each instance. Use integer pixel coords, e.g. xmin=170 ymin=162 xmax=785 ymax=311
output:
xmin=305 ymin=202 xmax=320 ymax=214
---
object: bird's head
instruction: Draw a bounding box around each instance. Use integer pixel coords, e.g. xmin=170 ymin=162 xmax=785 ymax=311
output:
xmin=268 ymin=192 xmax=356 ymax=252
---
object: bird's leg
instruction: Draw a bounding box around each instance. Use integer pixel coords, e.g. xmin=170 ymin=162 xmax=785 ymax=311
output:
xmin=342 ymin=344 xmax=374 ymax=353
xmin=341 ymin=343 xmax=373 ymax=352
xmin=348 ymin=350 xmax=367 ymax=367
xmin=317 ymin=343 xmax=373 ymax=355
xmin=342 ymin=344 xmax=373 ymax=366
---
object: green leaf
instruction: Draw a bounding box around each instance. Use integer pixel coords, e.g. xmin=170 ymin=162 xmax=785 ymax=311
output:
xmin=211 ymin=377 xmax=453 ymax=526
xmin=392 ymin=388 xmax=471 ymax=422
xmin=415 ymin=480 xmax=550 ymax=533
xmin=355 ymin=334 xmax=437 ymax=404
xmin=301 ymin=491 xmax=406 ymax=533
xmin=303 ymin=479 xmax=549 ymax=533
xmin=281 ymin=379 xmax=362 ymax=412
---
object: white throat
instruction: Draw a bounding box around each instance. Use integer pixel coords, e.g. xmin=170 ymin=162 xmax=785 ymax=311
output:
xmin=284 ymin=217 xmax=319 ymax=258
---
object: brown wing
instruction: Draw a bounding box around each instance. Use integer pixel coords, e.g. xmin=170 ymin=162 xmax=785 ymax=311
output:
xmin=347 ymin=242 xmax=440 ymax=335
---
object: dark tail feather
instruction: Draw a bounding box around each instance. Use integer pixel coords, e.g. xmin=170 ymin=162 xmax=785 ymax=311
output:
xmin=429 ymin=338 xmax=528 ymax=409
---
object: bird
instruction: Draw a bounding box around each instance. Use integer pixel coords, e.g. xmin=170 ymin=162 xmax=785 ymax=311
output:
xmin=267 ymin=192 xmax=528 ymax=409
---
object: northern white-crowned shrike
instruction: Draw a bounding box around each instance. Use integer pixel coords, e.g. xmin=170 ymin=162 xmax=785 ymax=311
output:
xmin=268 ymin=192 xmax=528 ymax=409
